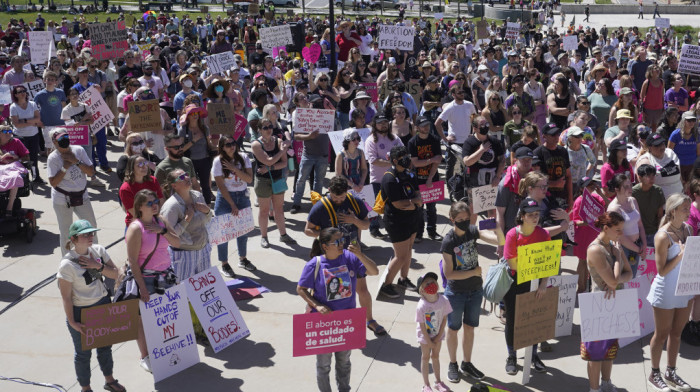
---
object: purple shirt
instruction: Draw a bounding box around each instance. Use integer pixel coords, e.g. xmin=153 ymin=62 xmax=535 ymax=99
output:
xmin=298 ymin=250 xmax=366 ymax=312
xmin=664 ymin=87 xmax=688 ymax=111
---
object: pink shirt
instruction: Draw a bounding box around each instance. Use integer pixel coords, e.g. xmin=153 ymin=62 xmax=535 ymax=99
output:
xmin=687 ymin=203 xmax=700 ymax=236
xmin=134 ymin=218 xmax=171 ymax=272
xmin=600 ymin=163 xmax=635 ymax=190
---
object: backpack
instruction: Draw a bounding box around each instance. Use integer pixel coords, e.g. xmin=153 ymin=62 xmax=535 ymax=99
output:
xmin=319 ymin=193 xmax=361 ymax=227
xmin=372 ymin=171 xmax=395 ymax=215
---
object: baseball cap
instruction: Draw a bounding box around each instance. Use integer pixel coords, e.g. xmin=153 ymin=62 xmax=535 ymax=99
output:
xmin=514 ymin=146 xmax=534 ymax=159
xmin=542 ymin=123 xmax=562 ymax=136
xmin=69 ymin=220 xmax=100 ymax=237
xmin=518 ymin=197 xmax=540 ymax=214
xmin=646 ymin=133 xmax=666 ymax=147
xmin=416 ymin=272 xmax=439 ymax=292
xmin=608 ymin=139 xmax=627 ymax=151
xmin=415 ymin=116 xmax=431 ymax=127
xmin=567 ymin=126 xmax=585 ymax=138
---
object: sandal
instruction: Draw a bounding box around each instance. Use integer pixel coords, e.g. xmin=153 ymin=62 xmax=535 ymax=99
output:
xmin=367 ymin=319 xmax=387 ymax=337
xmin=103 ymin=380 xmax=126 ymax=392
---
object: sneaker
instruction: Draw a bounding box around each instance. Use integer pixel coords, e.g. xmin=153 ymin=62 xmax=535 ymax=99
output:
xmin=280 ymin=233 xmax=297 ymax=245
xmin=664 ymin=367 xmax=691 ymax=392
xmin=428 ymin=232 xmax=444 ymax=241
xmin=370 ymin=228 xmax=386 ymax=239
xmin=532 ymin=355 xmax=547 ymax=373
xmin=446 ymin=362 xmax=460 ymax=383
xmin=261 ymin=237 xmax=269 ymax=248
xmin=460 ymin=361 xmax=484 ymax=380
xmin=140 ymin=355 xmax=152 ymax=373
xmin=238 ymin=258 xmax=257 ymax=271
xmin=89 ymin=178 xmax=105 ymax=188
xmin=505 ymin=356 xmax=517 ymax=375
xmin=397 ymin=277 xmax=418 ymax=291
xmin=100 ymin=166 xmax=113 ymax=173
xmin=600 ymin=379 xmax=618 ymax=392
xmin=648 ymin=370 xmax=671 ymax=392
xmin=32 ymin=176 xmax=46 ymax=185
xmin=421 ymin=386 xmax=434 ymax=392
xmin=433 ymin=381 xmax=451 ymax=392
xmin=290 ymin=204 xmax=301 ymax=214
xmin=379 ymin=284 xmax=400 ymax=299
xmin=221 ymin=263 xmax=236 ymax=278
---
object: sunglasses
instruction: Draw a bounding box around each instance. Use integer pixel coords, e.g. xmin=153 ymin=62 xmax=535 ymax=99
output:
xmin=580 ymin=101 xmax=591 ymax=105
xmin=319 ymin=78 xmax=328 ymax=82
xmin=224 ymin=141 xmax=238 ymax=148
xmin=261 ymin=125 xmax=273 ymax=130
xmin=351 ymin=137 xmax=361 ymax=142
xmin=173 ymin=173 xmax=189 ymax=182
xmin=328 ymin=237 xmax=346 ymax=247
xmin=145 ymin=199 xmax=160 ymax=207
xmin=136 ymin=160 xmax=148 ymax=168
xmin=1 ymin=129 xmax=13 ymax=134
xmin=78 ymin=232 xmax=95 ymax=238
xmin=15 ymin=90 xmax=27 ymax=94
xmin=512 ymin=111 xmax=522 ymax=115
xmin=132 ymin=140 xmax=146 ymax=147
xmin=167 ymin=143 xmax=185 ymax=150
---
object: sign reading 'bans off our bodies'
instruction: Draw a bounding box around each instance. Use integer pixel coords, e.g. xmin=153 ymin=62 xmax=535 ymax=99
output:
xmin=88 ymin=21 xmax=129 ymax=60
xmin=578 ymin=289 xmax=641 ymax=342
xmin=81 ymin=299 xmax=140 ymax=350
xmin=293 ymin=307 xmax=367 ymax=357
xmin=293 ymin=108 xmax=336 ymax=134
xmin=678 ymin=44 xmax=700 ymax=75
xmin=128 ymin=99 xmax=161 ymax=133
xmin=513 ymin=288 xmax=558 ymax=350
xmin=517 ymin=240 xmax=562 ymax=284
xmin=377 ymin=25 xmax=415 ymax=50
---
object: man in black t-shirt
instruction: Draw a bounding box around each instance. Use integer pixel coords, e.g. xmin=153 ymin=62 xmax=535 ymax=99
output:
xmin=409 ymin=116 xmax=443 ymax=241
xmin=534 ymin=123 xmax=573 ymax=209
xmin=117 ymin=50 xmax=143 ymax=81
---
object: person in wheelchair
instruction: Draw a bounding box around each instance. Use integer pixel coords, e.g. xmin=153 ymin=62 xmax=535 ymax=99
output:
xmin=0 ymin=125 xmax=30 ymax=218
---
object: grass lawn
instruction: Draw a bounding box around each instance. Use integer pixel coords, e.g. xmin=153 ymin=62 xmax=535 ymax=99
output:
xmin=594 ymin=0 xmax=612 ymax=4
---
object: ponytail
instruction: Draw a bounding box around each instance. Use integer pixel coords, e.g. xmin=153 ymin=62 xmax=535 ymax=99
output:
xmin=593 ymin=211 xmax=625 ymax=230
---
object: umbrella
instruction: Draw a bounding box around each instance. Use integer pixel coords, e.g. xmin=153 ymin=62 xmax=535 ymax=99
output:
xmin=142 ymin=11 xmax=157 ymax=20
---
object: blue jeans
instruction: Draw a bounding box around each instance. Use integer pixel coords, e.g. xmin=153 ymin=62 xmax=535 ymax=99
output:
xmin=67 ymin=296 xmax=114 ymax=387
xmin=293 ymin=155 xmax=328 ymax=206
xmin=317 ymin=350 xmax=351 ymax=392
xmin=92 ymin=128 xmax=109 ymax=169
xmin=338 ymin=112 xmax=350 ymax=130
xmin=214 ymin=190 xmax=251 ymax=261
xmin=445 ymin=286 xmax=483 ymax=329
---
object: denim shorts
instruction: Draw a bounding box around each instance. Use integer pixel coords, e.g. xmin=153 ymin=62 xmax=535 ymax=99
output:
xmin=445 ymin=286 xmax=483 ymax=330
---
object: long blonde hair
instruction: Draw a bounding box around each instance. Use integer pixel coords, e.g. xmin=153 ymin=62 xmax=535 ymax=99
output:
xmin=659 ymin=193 xmax=691 ymax=228
xmin=518 ymin=171 xmax=548 ymax=197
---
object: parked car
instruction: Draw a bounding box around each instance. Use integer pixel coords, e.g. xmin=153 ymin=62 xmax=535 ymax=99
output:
xmin=334 ymin=0 xmax=402 ymax=10
xmin=266 ymin=0 xmax=298 ymax=6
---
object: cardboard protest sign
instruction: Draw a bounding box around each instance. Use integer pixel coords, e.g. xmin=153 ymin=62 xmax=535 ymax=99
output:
xmin=406 ymin=80 xmax=423 ymax=109
xmin=378 ymin=25 xmax=415 ymax=51
xmin=675 ymin=235 xmax=700 ymax=296
xmin=513 ymin=288 xmax=558 ymax=350
xmin=581 ymin=188 xmax=605 ymax=229
xmin=207 ymin=102 xmax=236 ymax=135
xmin=65 ymin=125 xmax=90 ymax=146
xmin=0 ymin=84 xmax=12 ymax=105
xmin=128 ymin=99 xmax=161 ymax=133
xmin=248 ymin=2 xmax=260 ymax=14
xmin=293 ymin=108 xmax=336 ymax=133
xmin=22 ymin=79 xmax=45 ymax=100
xmin=206 ymin=52 xmax=237 ymax=76
xmin=471 ymin=184 xmax=497 ymax=213
xmin=546 ymin=275 xmax=578 ymax=337
xmin=259 ymin=25 xmax=294 ymax=53
xmin=350 ymin=186 xmax=378 ymax=219
xmin=579 ymin=289 xmax=640 ymax=342
xmin=302 ymin=43 xmax=322 ymax=64
xmin=655 ymin=18 xmax=670 ymax=29
xmin=81 ymin=299 xmax=140 ymax=350
xmin=476 ymin=21 xmax=489 ymax=40
xmin=619 ymin=273 xmax=656 ymax=347
xmin=88 ymin=21 xmax=129 ymax=60
xmin=292 ymin=307 xmax=367 ymax=357
xmin=517 ymin=240 xmax=562 ymax=284
xmin=328 ymin=128 xmax=371 ymax=154
xmin=419 ymin=181 xmax=445 ymax=203
xmin=679 ymin=44 xmax=700 ymax=75
xmin=184 ymin=268 xmax=250 ymax=353
xmin=206 ymin=207 xmax=255 ymax=246
xmin=505 ymin=22 xmax=520 ymax=40
xmin=140 ymin=285 xmax=200 ymax=382
xmin=562 ymin=35 xmax=578 ymax=52
xmin=79 ymin=85 xmax=115 ymax=133
xmin=359 ymin=83 xmax=378 ymax=103
xmin=28 ymin=31 xmax=55 ymax=65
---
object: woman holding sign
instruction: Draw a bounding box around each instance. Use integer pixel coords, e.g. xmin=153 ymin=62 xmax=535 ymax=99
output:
xmin=57 ymin=220 xmax=126 ymax=392
xmin=647 ymin=193 xmax=694 ymax=392
xmin=584 ymin=211 xmax=633 ymax=392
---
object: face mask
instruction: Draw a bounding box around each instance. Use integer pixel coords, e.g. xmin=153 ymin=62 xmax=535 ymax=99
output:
xmin=182 ymin=79 xmax=193 ymax=88
xmin=397 ymin=156 xmax=411 ymax=168
xmin=478 ymin=124 xmax=490 ymax=135
xmin=455 ymin=220 xmax=470 ymax=231
xmin=131 ymin=144 xmax=144 ymax=154
xmin=214 ymin=85 xmax=224 ymax=93
xmin=57 ymin=137 xmax=70 ymax=148
xmin=422 ymin=282 xmax=438 ymax=295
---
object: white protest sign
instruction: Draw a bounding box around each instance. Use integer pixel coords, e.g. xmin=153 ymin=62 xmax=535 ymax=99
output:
xmin=578 ymin=289 xmax=640 ymax=342
xmin=184 ymin=268 xmax=250 ymax=353
xmin=547 ymin=274 xmax=578 ymax=337
xmin=678 ymin=44 xmax=700 ymax=75
xmin=470 ymin=184 xmax=497 ymax=214
xmin=328 ymin=128 xmax=371 ymax=154
xmin=79 ymin=85 xmax=115 ymax=133
xmin=205 ymin=207 xmax=255 ymax=246
xmin=22 ymin=79 xmax=45 ymax=100
xmin=28 ymin=31 xmax=56 ymax=65
xmin=434 ymin=13 xmax=444 ymax=20
xmin=655 ymin=18 xmax=670 ymax=29
xmin=562 ymin=35 xmax=578 ymax=52
xmin=0 ymin=84 xmax=12 ymax=105
xmin=259 ymin=25 xmax=293 ymax=53
xmin=205 ymin=51 xmax=237 ymax=76
xmin=350 ymin=186 xmax=377 ymax=219
xmin=619 ymin=274 xmax=656 ymax=347
xmin=505 ymin=22 xmax=521 ymax=40
xmin=137 ymin=43 xmax=152 ymax=61
xmin=292 ymin=108 xmax=335 ymax=134
xmin=140 ymin=285 xmax=200 ymax=382
xmin=675 ymin=235 xmax=700 ymax=296
xmin=378 ymin=25 xmax=415 ymax=51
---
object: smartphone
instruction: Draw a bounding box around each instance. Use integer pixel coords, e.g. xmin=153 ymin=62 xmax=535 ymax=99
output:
xmin=479 ymin=218 xmax=497 ymax=230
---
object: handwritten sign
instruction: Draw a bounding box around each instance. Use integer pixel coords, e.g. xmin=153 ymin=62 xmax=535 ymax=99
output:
xmin=328 ymin=128 xmax=371 ymax=154
xmin=65 ymin=125 xmax=90 ymax=146
xmin=207 ymin=102 xmax=236 ymax=135
xmin=206 ymin=207 xmax=255 ymax=246
xmin=88 ymin=21 xmax=129 ymax=60
xmin=655 ymin=18 xmax=670 ymax=29
xmin=293 ymin=108 xmax=335 ymax=134
xmin=580 ymin=188 xmax=605 ymax=228
xmin=679 ymin=44 xmax=700 ymax=75
xmin=79 ymin=85 xmax=115 ymax=133
xmin=302 ymin=43 xmax=322 ymax=64
xmin=248 ymin=2 xmax=260 ymax=14
xmin=513 ymin=288 xmax=558 ymax=350
xmin=206 ymin=51 xmax=237 ymax=76
xmin=378 ymin=25 xmax=415 ymax=51
xmin=579 ymin=289 xmax=640 ymax=342
xmin=675 ymin=235 xmax=700 ymax=296
xmin=418 ymin=181 xmax=445 ymax=203
xmin=81 ymin=299 xmax=139 ymax=350
xmin=562 ymin=35 xmax=578 ymax=51
xmin=28 ymin=31 xmax=55 ymax=65
xmin=140 ymin=285 xmax=200 ymax=382
xmin=505 ymin=22 xmax=521 ymax=40
xmin=259 ymin=25 xmax=293 ymax=53
xmin=517 ymin=240 xmax=562 ymax=284
xmin=137 ymin=43 xmax=152 ymax=61
xmin=292 ymin=307 xmax=367 ymax=357
xmin=350 ymin=186 xmax=378 ymax=219
xmin=128 ymin=99 xmax=161 ymax=133
xmin=546 ymin=275 xmax=578 ymax=337
xmin=406 ymin=80 xmax=423 ymax=110
xmin=184 ymin=268 xmax=250 ymax=353
xmin=0 ymin=85 xmax=11 ymax=105
xmin=471 ymin=184 xmax=497 ymax=213
xmin=359 ymin=83 xmax=378 ymax=103
xmin=22 ymin=79 xmax=45 ymax=100
xmin=476 ymin=20 xmax=489 ymax=40
xmin=619 ymin=273 xmax=656 ymax=347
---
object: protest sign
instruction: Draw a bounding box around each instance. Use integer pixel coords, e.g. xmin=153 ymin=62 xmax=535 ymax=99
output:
xmin=137 ymin=43 xmax=152 ymax=61
xmin=579 ymin=289 xmax=640 ymax=342
xmin=419 ymin=181 xmax=445 ymax=203
xmin=678 ymin=44 xmax=700 ymax=75
xmin=302 ymin=43 xmax=322 ymax=64
xmin=65 ymin=125 xmax=90 ymax=146
xmin=675 ymin=235 xmax=700 ymax=296
xmin=562 ymin=35 xmax=578 ymax=51
xmin=638 ymin=247 xmax=658 ymax=277
xmin=207 ymin=102 xmax=236 ymax=135
xmin=22 ymin=79 xmax=45 ymax=100
xmin=128 ymin=99 xmax=161 ymax=133
xmin=89 ymin=21 xmax=129 ymax=60
xmin=619 ymin=274 xmax=656 ymax=347
xmin=471 ymin=184 xmax=497 ymax=213
xmin=81 ymin=299 xmax=140 ymax=350
xmin=476 ymin=21 xmax=489 ymax=40
xmin=360 ymin=83 xmax=378 ymax=103
xmin=292 ymin=307 xmax=367 ymax=357
xmin=184 ymin=268 xmax=250 ymax=353
xmin=566 ymin=221 xmax=576 ymax=243
xmin=513 ymin=288 xmax=558 ymax=350
xmin=234 ymin=113 xmax=248 ymax=140
xmin=206 ymin=51 xmax=237 ymax=76
xmin=433 ymin=13 xmax=444 ymax=20
xmin=28 ymin=31 xmax=55 ymax=65
xmin=328 ymin=128 xmax=371 ymax=154
xmin=248 ymin=2 xmax=260 ymax=14
xmin=350 ymin=186 xmax=378 ymax=219
xmin=79 ymin=86 xmax=115 ymax=134
xmin=546 ymin=275 xmax=578 ymax=337
xmin=655 ymin=18 xmax=670 ymax=29
xmin=140 ymin=285 xmax=200 ymax=382
xmin=581 ymin=188 xmax=605 ymax=228
xmin=407 ymin=80 xmax=423 ymax=109
xmin=377 ymin=25 xmax=415 ymax=51
xmin=0 ymin=84 xmax=11 ymax=105
xmin=505 ymin=22 xmax=520 ymax=40
xmin=259 ymin=25 xmax=294 ymax=53
xmin=272 ymin=46 xmax=287 ymax=58
xmin=517 ymin=240 xmax=562 ymax=284
xmin=53 ymin=33 xmax=63 ymax=42
xmin=206 ymin=207 xmax=255 ymax=246
xmin=293 ymin=108 xmax=336 ymax=134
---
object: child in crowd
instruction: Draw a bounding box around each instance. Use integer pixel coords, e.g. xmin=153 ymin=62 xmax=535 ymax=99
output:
xmin=416 ymin=272 xmax=452 ymax=392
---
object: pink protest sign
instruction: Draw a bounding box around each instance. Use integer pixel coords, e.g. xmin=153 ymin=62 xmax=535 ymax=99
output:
xmin=302 ymin=43 xmax=322 ymax=64
xmin=419 ymin=181 xmax=445 ymax=203
xmin=234 ymin=113 xmax=248 ymax=141
xmin=580 ymin=188 xmax=605 ymax=228
xmin=292 ymin=307 xmax=366 ymax=357
xmin=272 ymin=46 xmax=286 ymax=58
xmin=360 ymin=83 xmax=378 ymax=103
xmin=293 ymin=140 xmax=304 ymax=164
xmin=65 ymin=125 xmax=90 ymax=146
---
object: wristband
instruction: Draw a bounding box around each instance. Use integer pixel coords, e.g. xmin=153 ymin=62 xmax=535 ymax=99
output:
xmin=60 ymin=166 xmax=67 ymax=173
xmin=97 ymin=264 xmax=105 ymax=273
xmin=161 ymin=227 xmax=168 ymax=235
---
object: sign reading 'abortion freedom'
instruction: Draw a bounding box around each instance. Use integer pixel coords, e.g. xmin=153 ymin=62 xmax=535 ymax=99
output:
xmin=377 ymin=25 xmax=415 ymax=50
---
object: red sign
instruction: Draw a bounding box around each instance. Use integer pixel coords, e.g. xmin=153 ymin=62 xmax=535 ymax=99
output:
xmin=360 ymin=83 xmax=378 ymax=103
xmin=581 ymin=188 xmax=605 ymax=229
xmin=292 ymin=307 xmax=366 ymax=357
xmin=419 ymin=181 xmax=445 ymax=203
xmin=65 ymin=125 xmax=90 ymax=146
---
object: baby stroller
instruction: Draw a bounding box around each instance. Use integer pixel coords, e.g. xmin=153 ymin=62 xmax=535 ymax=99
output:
xmin=444 ymin=141 xmax=466 ymax=202
xmin=0 ymin=162 xmax=37 ymax=243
